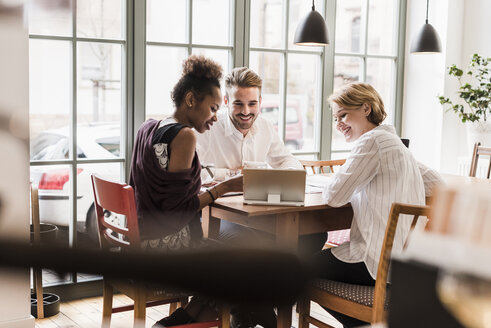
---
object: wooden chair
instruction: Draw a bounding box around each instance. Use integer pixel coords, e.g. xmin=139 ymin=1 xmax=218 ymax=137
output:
xmin=469 ymin=142 xmax=491 ymax=178
xmin=300 ymin=159 xmax=349 ymax=248
xmin=91 ymin=174 xmax=229 ymax=328
xmin=298 ymin=202 xmax=429 ymax=328
xmin=30 ymin=184 xmax=44 ymax=318
xmin=300 ymin=159 xmax=346 ymax=175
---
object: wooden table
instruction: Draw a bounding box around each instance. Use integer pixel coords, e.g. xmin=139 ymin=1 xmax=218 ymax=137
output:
xmin=202 ymin=193 xmax=353 ymax=328
xmin=202 ymin=193 xmax=352 ymax=251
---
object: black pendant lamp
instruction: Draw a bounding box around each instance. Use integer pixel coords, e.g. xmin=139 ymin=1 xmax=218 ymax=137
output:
xmin=410 ymin=0 xmax=442 ymax=53
xmin=294 ymin=0 xmax=329 ymax=46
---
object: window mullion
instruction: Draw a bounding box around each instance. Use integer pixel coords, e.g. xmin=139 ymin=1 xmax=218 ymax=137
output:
xmin=242 ymin=0 xmax=250 ymax=67
xmin=133 ymin=0 xmax=146 ymax=155
xmin=319 ymin=0 xmax=336 ymax=160
xmin=361 ymin=0 xmax=369 ymax=81
xmin=394 ymin=0 xmax=407 ymax=135
xmin=233 ymin=0 xmax=247 ymax=68
xmin=188 ymin=0 xmax=193 ymax=55
xmin=124 ymin=0 xmax=135 ymax=181
xmin=279 ymin=0 xmax=290 ymax=142
xmin=70 ymin=0 xmax=78 ymax=250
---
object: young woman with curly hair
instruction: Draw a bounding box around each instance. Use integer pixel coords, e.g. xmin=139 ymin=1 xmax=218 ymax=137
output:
xmin=129 ymin=55 xmax=242 ymax=327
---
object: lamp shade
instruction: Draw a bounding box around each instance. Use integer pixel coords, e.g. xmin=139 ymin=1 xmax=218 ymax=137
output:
xmin=410 ymin=22 xmax=442 ymax=53
xmin=294 ymin=9 xmax=329 ymax=46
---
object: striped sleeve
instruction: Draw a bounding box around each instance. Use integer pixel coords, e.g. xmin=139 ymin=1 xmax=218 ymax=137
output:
xmin=418 ymin=162 xmax=445 ymax=197
xmin=323 ymin=136 xmax=380 ymax=207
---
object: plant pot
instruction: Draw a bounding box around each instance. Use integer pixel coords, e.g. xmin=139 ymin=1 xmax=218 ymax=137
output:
xmin=466 ymin=121 xmax=491 ymax=155
xmin=30 ymin=223 xmax=58 ymax=245
xmin=31 ymin=292 xmax=60 ymax=318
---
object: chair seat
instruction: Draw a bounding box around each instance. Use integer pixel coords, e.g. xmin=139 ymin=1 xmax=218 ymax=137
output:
xmin=326 ymin=229 xmax=350 ymax=246
xmin=311 ymin=279 xmax=389 ymax=308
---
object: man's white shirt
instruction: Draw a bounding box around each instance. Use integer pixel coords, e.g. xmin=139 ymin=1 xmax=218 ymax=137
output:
xmin=196 ymin=109 xmax=302 ymax=180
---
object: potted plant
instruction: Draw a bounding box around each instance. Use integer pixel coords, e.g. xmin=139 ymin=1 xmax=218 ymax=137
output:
xmin=438 ymin=53 xmax=491 ymax=151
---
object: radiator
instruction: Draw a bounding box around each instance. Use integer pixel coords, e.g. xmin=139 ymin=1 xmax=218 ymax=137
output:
xmin=457 ymin=157 xmax=489 ymax=178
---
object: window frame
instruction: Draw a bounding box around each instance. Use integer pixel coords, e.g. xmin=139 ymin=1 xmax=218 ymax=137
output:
xmin=327 ymin=0 xmax=407 ymax=158
xmin=28 ymin=0 xmax=132 ymax=285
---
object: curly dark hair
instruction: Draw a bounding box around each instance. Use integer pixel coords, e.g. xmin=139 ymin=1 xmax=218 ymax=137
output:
xmin=171 ymin=55 xmax=223 ymax=108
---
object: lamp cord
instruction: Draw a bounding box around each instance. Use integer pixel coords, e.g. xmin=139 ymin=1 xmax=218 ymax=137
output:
xmin=425 ymin=0 xmax=429 ymax=24
xmin=312 ymin=0 xmax=315 ymax=11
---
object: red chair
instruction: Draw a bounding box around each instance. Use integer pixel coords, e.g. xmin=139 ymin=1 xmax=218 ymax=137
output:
xmin=91 ymin=174 xmax=229 ymax=328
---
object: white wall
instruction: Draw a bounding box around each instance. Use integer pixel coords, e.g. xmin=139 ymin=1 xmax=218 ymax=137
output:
xmin=403 ymin=0 xmax=450 ymax=170
xmin=403 ymin=0 xmax=491 ymax=174
xmin=0 ymin=2 xmax=34 ymax=327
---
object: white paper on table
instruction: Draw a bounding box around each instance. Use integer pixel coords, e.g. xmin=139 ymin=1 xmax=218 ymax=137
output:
xmin=305 ymin=174 xmax=331 ymax=194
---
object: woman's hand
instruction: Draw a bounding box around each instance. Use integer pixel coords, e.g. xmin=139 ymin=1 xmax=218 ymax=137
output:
xmin=218 ymin=174 xmax=243 ymax=194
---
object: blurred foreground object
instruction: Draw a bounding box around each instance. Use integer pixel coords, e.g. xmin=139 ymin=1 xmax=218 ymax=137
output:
xmin=0 ymin=241 xmax=307 ymax=306
xmin=389 ymin=178 xmax=491 ymax=327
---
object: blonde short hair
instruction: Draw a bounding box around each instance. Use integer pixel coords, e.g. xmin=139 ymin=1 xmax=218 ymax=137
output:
xmin=225 ymin=67 xmax=262 ymax=98
xmin=328 ymin=82 xmax=387 ymax=125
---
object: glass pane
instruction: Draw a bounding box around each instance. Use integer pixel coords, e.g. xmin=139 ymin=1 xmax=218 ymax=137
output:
xmin=289 ymin=0 xmax=325 ymax=51
xmin=29 ymin=39 xmax=71 ymax=160
xmin=28 ymin=0 xmax=72 ymax=37
xmin=147 ymin=0 xmax=187 ymax=43
xmin=76 ymin=123 xmax=121 ymax=160
xmin=77 ymin=162 xmax=122 ymax=246
xmin=335 ymin=0 xmax=363 ymax=53
xmin=31 ymin=269 xmax=72 ymax=286
xmin=31 ymin=164 xmax=73 ymax=233
xmin=193 ymin=0 xmax=231 ymax=46
xmin=367 ymin=0 xmax=397 ymax=55
xmin=77 ymin=0 xmax=123 ymax=40
xmin=192 ymin=48 xmax=231 ymax=77
xmin=287 ymin=54 xmax=321 ymax=152
xmin=250 ymin=0 xmax=283 ymax=49
xmin=146 ymin=46 xmax=187 ymax=120
xmin=331 ymin=151 xmax=350 ymax=160
xmin=366 ymin=58 xmax=395 ymax=124
xmin=249 ymin=51 xmax=281 ymax=95
xmin=77 ymin=42 xmax=122 ymax=158
xmin=296 ymin=154 xmax=316 ymax=160
xmin=333 ymin=56 xmax=362 ymax=94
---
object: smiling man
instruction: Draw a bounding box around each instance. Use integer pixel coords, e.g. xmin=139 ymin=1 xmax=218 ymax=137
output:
xmin=196 ymin=67 xmax=326 ymax=255
xmin=196 ymin=67 xmax=310 ymax=328
xmin=196 ymin=67 xmax=302 ymax=182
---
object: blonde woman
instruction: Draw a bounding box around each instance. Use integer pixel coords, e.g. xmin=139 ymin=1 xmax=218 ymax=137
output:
xmin=311 ymin=82 xmax=426 ymax=327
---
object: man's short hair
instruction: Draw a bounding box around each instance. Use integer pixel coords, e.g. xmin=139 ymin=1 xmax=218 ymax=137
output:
xmin=225 ymin=67 xmax=262 ymax=98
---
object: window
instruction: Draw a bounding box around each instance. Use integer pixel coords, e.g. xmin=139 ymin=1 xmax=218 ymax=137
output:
xmin=145 ymin=0 xmax=234 ymax=121
xmin=331 ymin=0 xmax=404 ymax=153
xmin=28 ymin=0 xmax=127 ymax=285
xmin=248 ymin=0 xmax=325 ymax=154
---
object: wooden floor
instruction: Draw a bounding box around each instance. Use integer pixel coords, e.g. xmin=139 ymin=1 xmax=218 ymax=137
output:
xmin=35 ymin=294 xmax=342 ymax=328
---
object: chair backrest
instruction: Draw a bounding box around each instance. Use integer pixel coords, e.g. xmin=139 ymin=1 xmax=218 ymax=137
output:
xmin=372 ymin=202 xmax=429 ymax=323
xmin=91 ymin=174 xmax=141 ymax=251
xmin=300 ymin=159 xmax=346 ymax=174
xmin=469 ymin=142 xmax=491 ymax=178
